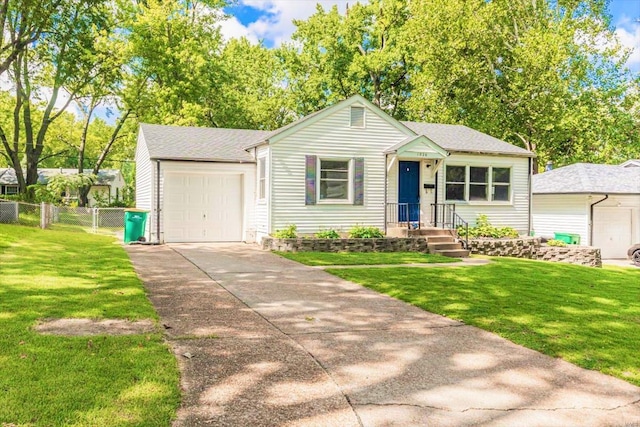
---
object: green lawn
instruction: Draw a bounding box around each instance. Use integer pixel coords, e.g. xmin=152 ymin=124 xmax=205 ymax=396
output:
xmin=0 ymin=224 xmax=179 ymax=426
xmin=326 ymin=257 xmax=640 ymax=386
xmin=275 ymin=251 xmax=460 ymax=266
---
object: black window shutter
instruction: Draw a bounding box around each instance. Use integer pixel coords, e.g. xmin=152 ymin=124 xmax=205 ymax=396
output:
xmin=305 ymin=155 xmax=317 ymax=205
xmin=353 ymin=157 xmax=364 ymax=205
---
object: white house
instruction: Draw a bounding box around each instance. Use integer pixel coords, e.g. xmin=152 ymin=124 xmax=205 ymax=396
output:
xmin=135 ymin=95 xmax=535 ymax=243
xmin=532 ymin=163 xmax=640 ymax=259
xmin=0 ymin=168 xmax=126 ymax=206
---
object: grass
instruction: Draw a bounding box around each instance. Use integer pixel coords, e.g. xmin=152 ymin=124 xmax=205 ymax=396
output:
xmin=326 ymin=257 xmax=640 ymax=387
xmin=275 ymin=251 xmax=461 ymax=266
xmin=0 ymin=224 xmax=180 ymax=426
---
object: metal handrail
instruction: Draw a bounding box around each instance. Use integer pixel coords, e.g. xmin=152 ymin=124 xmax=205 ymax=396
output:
xmin=385 ymin=202 xmax=421 ymax=230
xmin=431 ymin=203 xmax=469 ymax=249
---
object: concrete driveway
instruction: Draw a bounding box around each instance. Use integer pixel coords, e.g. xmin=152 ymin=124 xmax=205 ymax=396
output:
xmin=126 ymin=243 xmax=640 ymax=427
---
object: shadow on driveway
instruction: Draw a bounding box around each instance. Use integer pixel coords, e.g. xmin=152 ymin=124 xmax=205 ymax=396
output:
xmin=126 ymin=243 xmax=640 ymax=427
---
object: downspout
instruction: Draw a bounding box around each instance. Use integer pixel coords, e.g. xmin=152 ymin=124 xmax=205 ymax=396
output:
xmin=384 ymin=153 xmax=388 ymax=235
xmin=434 ymin=169 xmax=438 ymax=226
xmin=589 ymin=195 xmax=608 ymax=245
xmin=528 ymin=157 xmax=532 ymax=236
xmin=156 ymin=160 xmax=161 ymax=244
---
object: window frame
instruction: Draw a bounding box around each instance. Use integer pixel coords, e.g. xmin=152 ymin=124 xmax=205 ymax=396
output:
xmin=350 ymin=106 xmax=365 ymax=128
xmin=491 ymin=167 xmax=511 ymax=202
xmin=258 ymin=157 xmax=266 ymax=200
xmin=317 ymin=157 xmax=353 ymax=204
xmin=444 ymin=165 xmax=512 ymax=204
xmin=4 ymin=185 xmax=18 ymax=195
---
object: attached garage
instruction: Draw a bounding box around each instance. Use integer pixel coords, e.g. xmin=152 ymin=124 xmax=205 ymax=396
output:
xmin=135 ymin=124 xmax=267 ymax=243
xmin=532 ymin=163 xmax=640 ymax=259
xmin=163 ymin=172 xmax=243 ymax=242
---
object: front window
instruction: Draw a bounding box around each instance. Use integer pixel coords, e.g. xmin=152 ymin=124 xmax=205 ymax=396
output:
xmin=445 ymin=166 xmax=465 ymax=201
xmin=445 ymin=165 xmax=511 ymax=203
xmin=4 ymin=185 xmax=18 ymax=195
xmin=319 ymin=159 xmax=350 ymax=201
xmin=469 ymin=167 xmax=488 ymax=201
xmin=492 ymin=168 xmax=510 ymax=201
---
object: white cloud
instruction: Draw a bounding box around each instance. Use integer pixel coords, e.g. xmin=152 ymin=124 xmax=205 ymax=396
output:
xmin=218 ymin=14 xmax=260 ymax=44
xmin=615 ymin=23 xmax=640 ymax=70
xmin=220 ymin=1 xmax=353 ymax=46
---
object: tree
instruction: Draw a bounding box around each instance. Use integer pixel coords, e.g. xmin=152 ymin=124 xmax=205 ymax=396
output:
xmin=215 ymin=38 xmax=294 ymax=130
xmin=405 ymin=0 xmax=639 ymax=170
xmin=0 ymin=0 xmax=121 ymax=196
xmin=282 ymin=0 xmax=415 ymax=118
xmin=125 ymin=0 xmax=227 ymax=127
xmin=0 ymin=0 xmax=63 ymax=76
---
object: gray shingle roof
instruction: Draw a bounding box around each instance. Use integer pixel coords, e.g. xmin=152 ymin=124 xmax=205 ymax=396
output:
xmin=140 ymin=123 xmax=269 ymax=162
xmin=533 ymin=163 xmax=640 ymax=194
xmin=401 ymin=122 xmax=534 ymax=157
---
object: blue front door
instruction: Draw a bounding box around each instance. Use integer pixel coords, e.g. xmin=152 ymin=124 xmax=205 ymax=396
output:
xmin=398 ymin=161 xmax=420 ymax=223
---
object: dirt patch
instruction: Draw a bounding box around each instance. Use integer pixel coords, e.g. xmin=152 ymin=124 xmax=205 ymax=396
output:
xmin=35 ymin=318 xmax=156 ymax=336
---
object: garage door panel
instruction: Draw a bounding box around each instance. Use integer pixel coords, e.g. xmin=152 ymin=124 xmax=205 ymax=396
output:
xmin=593 ymin=207 xmax=632 ymax=259
xmin=163 ymin=172 xmax=243 ymax=243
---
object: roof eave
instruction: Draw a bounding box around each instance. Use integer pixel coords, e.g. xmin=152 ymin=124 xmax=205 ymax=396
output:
xmin=151 ymin=157 xmax=256 ymax=163
xmin=448 ymin=149 xmax=536 ymax=158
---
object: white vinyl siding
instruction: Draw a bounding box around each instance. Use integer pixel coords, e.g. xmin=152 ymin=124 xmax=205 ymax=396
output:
xmin=532 ymin=193 xmax=640 ymax=250
xmin=255 ymin=145 xmax=270 ymax=242
xmin=436 ymin=153 xmax=531 ymax=234
xmin=158 ymin=161 xmax=256 ymax=243
xmin=270 ymin=105 xmax=407 ymax=234
xmin=135 ymin=131 xmax=154 ymax=240
xmin=532 ymin=194 xmax=590 ymax=243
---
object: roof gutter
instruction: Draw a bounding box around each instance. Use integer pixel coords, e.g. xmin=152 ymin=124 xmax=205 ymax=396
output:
xmin=589 ymin=195 xmax=608 ymax=246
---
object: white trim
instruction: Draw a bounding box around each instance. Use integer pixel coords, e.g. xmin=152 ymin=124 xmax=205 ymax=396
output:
xmin=317 ymin=157 xmax=354 ymax=204
xmin=445 ymin=164 xmax=513 ymax=204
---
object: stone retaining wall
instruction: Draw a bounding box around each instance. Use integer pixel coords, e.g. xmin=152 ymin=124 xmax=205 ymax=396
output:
xmin=261 ymin=237 xmax=429 ymax=253
xmin=469 ymin=237 xmax=602 ymax=267
xmin=534 ymin=246 xmax=602 ymax=268
xmin=469 ymin=237 xmax=540 ymax=259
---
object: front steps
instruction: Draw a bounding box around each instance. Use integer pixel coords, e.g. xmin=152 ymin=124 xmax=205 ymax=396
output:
xmin=388 ymin=226 xmax=470 ymax=258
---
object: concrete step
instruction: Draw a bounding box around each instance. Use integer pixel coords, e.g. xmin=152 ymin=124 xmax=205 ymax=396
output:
xmin=426 ymin=235 xmax=455 ymax=243
xmin=411 ymin=227 xmax=452 ymax=237
xmin=428 ymin=242 xmax=462 ymax=251
xmin=435 ymin=249 xmax=470 ymax=258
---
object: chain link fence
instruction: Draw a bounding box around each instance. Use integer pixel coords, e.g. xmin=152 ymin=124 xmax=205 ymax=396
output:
xmin=0 ymin=199 xmax=126 ymax=238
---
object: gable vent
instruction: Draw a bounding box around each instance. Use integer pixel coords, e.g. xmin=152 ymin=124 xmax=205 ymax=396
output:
xmin=350 ymin=106 xmax=365 ymax=128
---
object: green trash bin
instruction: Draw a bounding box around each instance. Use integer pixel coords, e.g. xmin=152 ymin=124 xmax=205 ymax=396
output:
xmin=554 ymin=232 xmax=580 ymax=245
xmin=124 ymin=209 xmax=148 ymax=243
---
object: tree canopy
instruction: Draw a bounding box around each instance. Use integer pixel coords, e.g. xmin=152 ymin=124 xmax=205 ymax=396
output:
xmin=1 ymin=0 xmax=638 ymax=203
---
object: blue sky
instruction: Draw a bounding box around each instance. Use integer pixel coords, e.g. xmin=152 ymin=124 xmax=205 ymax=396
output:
xmin=221 ymin=0 xmax=640 ymax=71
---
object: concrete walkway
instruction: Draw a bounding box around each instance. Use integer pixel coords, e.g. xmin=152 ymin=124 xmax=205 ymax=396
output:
xmin=126 ymin=243 xmax=640 ymax=427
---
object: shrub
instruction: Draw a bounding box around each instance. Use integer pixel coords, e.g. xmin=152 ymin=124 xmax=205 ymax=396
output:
xmin=273 ymin=224 xmax=297 ymax=239
xmin=315 ymin=229 xmax=341 ymax=239
xmin=349 ymin=225 xmax=384 ymax=238
xmin=546 ymin=239 xmax=568 ymax=247
xmin=458 ymin=214 xmax=519 ymax=239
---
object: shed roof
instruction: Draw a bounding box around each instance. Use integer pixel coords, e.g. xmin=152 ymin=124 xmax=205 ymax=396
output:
xmin=140 ymin=123 xmax=268 ymax=162
xmin=401 ymin=122 xmax=534 ymax=157
xmin=532 ymin=163 xmax=640 ymax=194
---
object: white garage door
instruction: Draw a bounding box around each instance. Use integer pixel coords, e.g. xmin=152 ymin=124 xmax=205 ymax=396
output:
xmin=163 ymin=173 xmax=243 ymax=242
xmin=592 ymin=207 xmax=632 ymax=259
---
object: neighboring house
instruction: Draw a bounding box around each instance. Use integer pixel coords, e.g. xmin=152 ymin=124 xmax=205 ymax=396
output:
xmin=0 ymin=168 xmax=126 ymax=206
xmin=0 ymin=168 xmax=19 ymax=195
xmin=135 ymin=94 xmax=535 ymax=243
xmin=532 ymin=163 xmax=640 ymax=259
